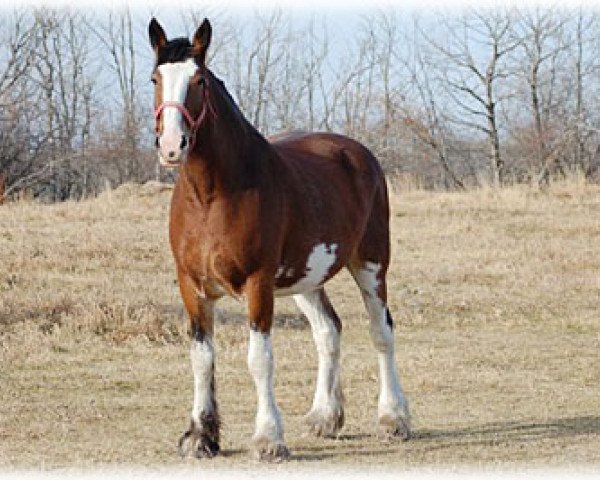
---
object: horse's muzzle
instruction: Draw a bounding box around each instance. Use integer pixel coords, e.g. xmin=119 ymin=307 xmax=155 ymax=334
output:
xmin=157 ymin=134 xmax=188 ymax=168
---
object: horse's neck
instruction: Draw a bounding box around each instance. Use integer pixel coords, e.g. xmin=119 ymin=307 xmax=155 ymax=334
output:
xmin=182 ymin=101 xmax=269 ymax=204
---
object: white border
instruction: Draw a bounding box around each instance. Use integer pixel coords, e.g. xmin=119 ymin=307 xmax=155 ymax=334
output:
xmin=2 ymin=466 xmax=600 ymax=480
xmin=5 ymin=0 xmax=600 ymax=9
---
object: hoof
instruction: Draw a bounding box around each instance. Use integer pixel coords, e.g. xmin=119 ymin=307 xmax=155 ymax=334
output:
xmin=252 ymin=437 xmax=291 ymax=462
xmin=304 ymin=407 xmax=344 ymax=438
xmin=178 ymin=421 xmax=220 ymax=459
xmin=377 ymin=413 xmax=411 ymax=441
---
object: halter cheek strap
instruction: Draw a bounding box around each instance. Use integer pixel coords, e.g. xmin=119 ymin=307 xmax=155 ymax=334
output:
xmin=153 ymin=75 xmax=217 ymax=151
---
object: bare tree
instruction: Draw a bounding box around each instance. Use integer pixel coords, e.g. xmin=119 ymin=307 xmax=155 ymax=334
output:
xmin=423 ymin=9 xmax=522 ymax=186
xmin=570 ymin=9 xmax=600 ymax=179
xmin=86 ymin=7 xmax=142 ymax=183
xmin=0 ymin=10 xmax=34 ymax=100
xmin=512 ymin=8 xmax=570 ymax=184
xmin=0 ymin=9 xmax=35 ymax=197
xmin=221 ymin=10 xmax=285 ymax=134
xmin=302 ymin=17 xmax=328 ymax=131
xmin=29 ymin=8 xmax=95 ymax=199
xmin=399 ymin=19 xmax=465 ymax=189
xmin=267 ymin=15 xmax=328 ymax=132
xmin=267 ymin=21 xmax=301 ymax=131
xmin=371 ymin=10 xmax=400 ymax=148
xmin=253 ymin=10 xmax=285 ymax=133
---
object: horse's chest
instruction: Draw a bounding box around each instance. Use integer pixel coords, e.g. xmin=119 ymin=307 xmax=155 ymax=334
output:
xmin=179 ymin=236 xmax=244 ymax=291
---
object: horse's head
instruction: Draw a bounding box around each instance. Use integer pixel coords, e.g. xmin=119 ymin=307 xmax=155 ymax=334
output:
xmin=149 ymin=18 xmax=214 ymax=168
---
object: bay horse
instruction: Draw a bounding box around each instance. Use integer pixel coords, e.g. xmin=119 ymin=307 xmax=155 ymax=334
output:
xmin=148 ymin=17 xmax=411 ymax=461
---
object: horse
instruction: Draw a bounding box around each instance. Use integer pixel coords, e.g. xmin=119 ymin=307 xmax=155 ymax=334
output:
xmin=148 ymin=17 xmax=411 ymax=462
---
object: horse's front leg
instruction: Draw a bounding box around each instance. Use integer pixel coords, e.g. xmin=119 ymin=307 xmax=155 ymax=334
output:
xmin=177 ymin=273 xmax=220 ymax=458
xmin=246 ymin=275 xmax=290 ymax=462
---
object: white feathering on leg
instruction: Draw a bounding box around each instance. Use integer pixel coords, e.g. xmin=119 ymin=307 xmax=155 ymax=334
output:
xmin=247 ymin=330 xmax=284 ymax=444
xmin=190 ymin=335 xmax=215 ymax=422
xmin=293 ymin=291 xmax=343 ymax=436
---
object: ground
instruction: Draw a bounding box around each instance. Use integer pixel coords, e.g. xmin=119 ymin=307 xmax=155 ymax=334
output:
xmin=1 ymin=180 xmax=599 ymax=469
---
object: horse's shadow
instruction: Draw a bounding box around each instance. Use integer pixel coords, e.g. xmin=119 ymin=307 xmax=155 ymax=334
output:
xmin=414 ymin=414 xmax=600 ymax=444
xmin=291 ymin=415 xmax=600 ymax=461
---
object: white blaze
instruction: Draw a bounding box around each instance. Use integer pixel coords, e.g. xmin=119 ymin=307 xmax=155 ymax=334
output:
xmin=158 ymin=58 xmax=197 ymax=133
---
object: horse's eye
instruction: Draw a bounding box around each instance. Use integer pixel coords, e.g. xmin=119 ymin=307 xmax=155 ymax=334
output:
xmin=197 ymin=77 xmax=205 ymax=86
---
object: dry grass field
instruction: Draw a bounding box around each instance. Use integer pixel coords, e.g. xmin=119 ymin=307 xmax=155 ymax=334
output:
xmin=1 ymin=180 xmax=599 ymax=470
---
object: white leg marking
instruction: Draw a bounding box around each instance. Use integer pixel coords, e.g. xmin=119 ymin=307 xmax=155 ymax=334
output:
xmin=190 ymin=335 xmax=215 ymax=422
xmin=366 ymin=297 xmax=409 ymax=420
xmin=353 ymin=263 xmax=410 ymax=431
xmin=275 ymin=243 xmax=338 ymax=296
xmin=293 ymin=291 xmax=343 ymax=435
xmin=247 ymin=330 xmax=284 ymax=445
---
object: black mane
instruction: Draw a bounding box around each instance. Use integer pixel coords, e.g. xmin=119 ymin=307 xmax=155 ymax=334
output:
xmin=156 ymin=38 xmax=192 ymax=66
xmin=210 ymin=74 xmax=247 ymax=123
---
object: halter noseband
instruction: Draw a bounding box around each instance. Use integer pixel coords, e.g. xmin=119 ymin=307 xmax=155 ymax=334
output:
xmin=153 ymin=74 xmax=217 ymax=151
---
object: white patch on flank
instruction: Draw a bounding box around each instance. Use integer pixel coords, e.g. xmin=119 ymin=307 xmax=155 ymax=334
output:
xmin=247 ymin=330 xmax=284 ymax=443
xmin=352 ymin=262 xmax=409 ymax=423
xmin=158 ymin=59 xmax=197 ymax=133
xmin=293 ymin=291 xmax=342 ymax=423
xmin=275 ymin=243 xmax=338 ymax=297
xmin=190 ymin=335 xmax=215 ymax=421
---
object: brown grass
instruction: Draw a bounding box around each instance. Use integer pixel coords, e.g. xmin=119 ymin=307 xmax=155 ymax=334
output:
xmin=1 ymin=180 xmax=599 ymax=469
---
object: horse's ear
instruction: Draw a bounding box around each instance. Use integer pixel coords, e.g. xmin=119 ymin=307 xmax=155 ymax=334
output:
xmin=192 ymin=18 xmax=212 ymax=64
xmin=149 ymin=18 xmax=167 ymax=53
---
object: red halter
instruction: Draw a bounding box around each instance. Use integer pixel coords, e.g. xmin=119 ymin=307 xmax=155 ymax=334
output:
xmin=153 ymin=75 xmax=217 ymax=151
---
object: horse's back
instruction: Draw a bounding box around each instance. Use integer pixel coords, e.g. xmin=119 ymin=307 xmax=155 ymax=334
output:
xmin=269 ymin=131 xmax=383 ymax=179
xmin=269 ymin=131 xmax=388 ymax=214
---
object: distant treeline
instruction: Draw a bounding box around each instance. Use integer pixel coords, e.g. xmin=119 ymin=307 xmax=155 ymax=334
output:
xmin=0 ymin=6 xmax=599 ymax=202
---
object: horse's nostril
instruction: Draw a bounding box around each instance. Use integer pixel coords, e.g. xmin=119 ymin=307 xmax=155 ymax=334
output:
xmin=155 ymin=137 xmax=159 ymax=149
xmin=168 ymin=151 xmax=176 ymax=158
xmin=180 ymin=136 xmax=188 ymax=150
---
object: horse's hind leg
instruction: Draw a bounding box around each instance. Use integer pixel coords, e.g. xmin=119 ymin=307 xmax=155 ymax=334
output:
xmin=293 ymin=289 xmax=344 ymax=437
xmin=348 ymin=260 xmax=411 ymax=440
